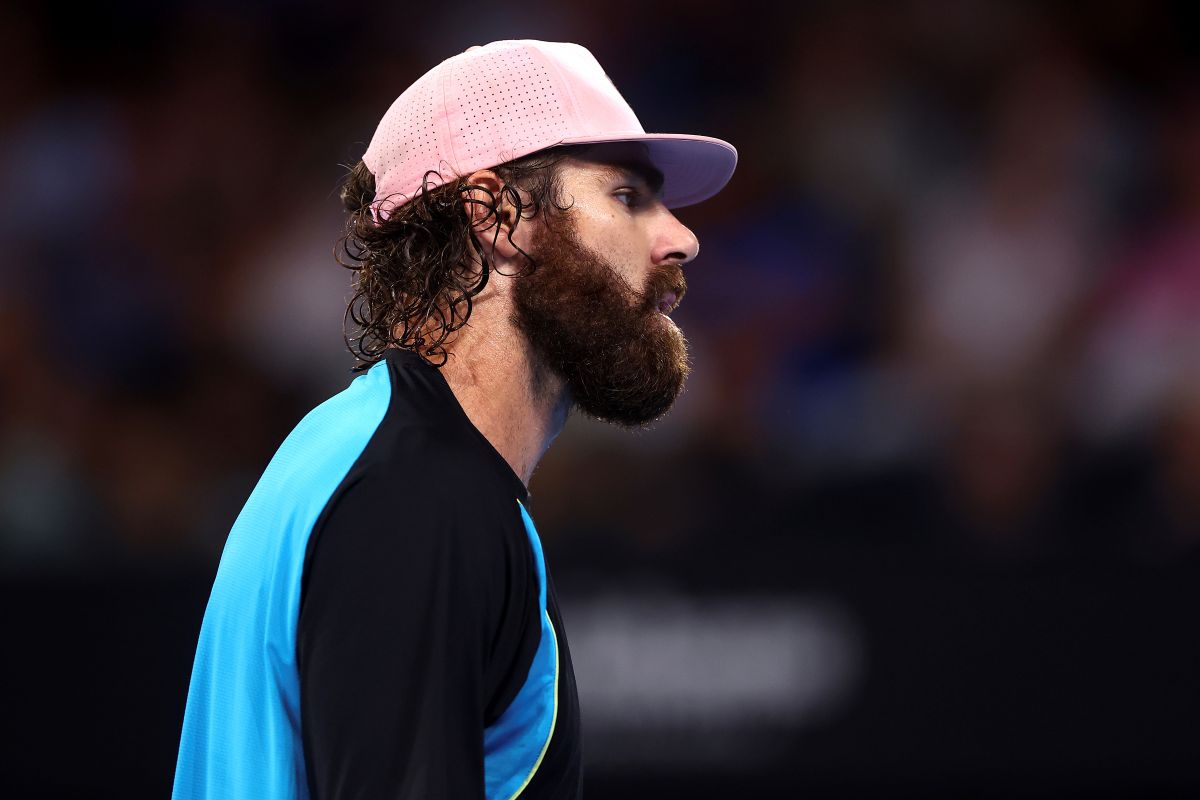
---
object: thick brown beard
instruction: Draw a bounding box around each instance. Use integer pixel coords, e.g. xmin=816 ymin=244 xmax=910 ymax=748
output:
xmin=511 ymin=211 xmax=690 ymax=427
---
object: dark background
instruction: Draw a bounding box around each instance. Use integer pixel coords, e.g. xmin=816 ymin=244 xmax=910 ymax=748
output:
xmin=2 ymin=0 xmax=1198 ymax=797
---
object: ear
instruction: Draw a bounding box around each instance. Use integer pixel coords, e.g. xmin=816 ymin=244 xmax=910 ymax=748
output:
xmin=462 ymin=169 xmax=523 ymax=260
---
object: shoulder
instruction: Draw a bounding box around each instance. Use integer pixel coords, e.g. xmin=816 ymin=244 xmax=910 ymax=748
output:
xmin=301 ymin=422 xmax=531 ymax=597
xmin=346 ymin=421 xmax=524 ymax=520
xmin=297 ymin=425 xmax=539 ymax=663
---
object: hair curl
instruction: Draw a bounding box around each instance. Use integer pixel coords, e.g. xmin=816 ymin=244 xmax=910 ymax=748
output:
xmin=336 ymin=148 xmax=578 ymax=371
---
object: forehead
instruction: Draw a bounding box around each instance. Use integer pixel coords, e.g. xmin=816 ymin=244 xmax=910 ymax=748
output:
xmin=559 ymin=142 xmax=665 ymax=195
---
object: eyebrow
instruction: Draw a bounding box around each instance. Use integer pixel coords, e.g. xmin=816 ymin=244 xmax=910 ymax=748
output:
xmin=595 ymin=160 xmax=665 ymax=197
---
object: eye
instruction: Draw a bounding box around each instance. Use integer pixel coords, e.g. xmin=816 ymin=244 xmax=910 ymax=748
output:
xmin=614 ymin=188 xmax=642 ymax=208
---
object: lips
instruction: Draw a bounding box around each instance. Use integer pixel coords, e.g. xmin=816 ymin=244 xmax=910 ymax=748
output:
xmin=655 ymin=282 xmax=686 ymax=315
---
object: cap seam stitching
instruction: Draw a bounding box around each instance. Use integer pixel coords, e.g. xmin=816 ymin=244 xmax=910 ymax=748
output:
xmin=441 ymin=59 xmax=462 ymax=175
xmin=532 ymin=45 xmax=583 ymax=138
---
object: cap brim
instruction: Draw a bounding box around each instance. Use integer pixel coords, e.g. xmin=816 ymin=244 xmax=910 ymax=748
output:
xmin=555 ymin=132 xmax=737 ymax=209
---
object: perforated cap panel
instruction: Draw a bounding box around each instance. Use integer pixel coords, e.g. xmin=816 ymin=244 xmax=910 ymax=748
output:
xmin=362 ymin=66 xmax=444 ymax=208
xmin=447 ymin=45 xmax=569 ymax=167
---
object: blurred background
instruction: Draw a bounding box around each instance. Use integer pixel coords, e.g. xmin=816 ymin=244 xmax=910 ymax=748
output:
xmin=2 ymin=0 xmax=1198 ymax=796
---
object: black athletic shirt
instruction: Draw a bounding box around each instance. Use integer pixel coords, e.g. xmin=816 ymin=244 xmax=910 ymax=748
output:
xmin=172 ymin=346 xmax=582 ymax=800
xmin=277 ymin=345 xmax=590 ymax=800
xmin=299 ymin=347 xmax=581 ymax=798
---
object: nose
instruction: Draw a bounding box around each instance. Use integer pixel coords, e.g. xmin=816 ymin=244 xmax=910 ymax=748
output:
xmin=652 ymin=210 xmax=700 ymax=267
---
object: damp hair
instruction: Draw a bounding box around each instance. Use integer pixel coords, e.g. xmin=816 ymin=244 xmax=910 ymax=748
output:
xmin=335 ymin=148 xmax=579 ymax=371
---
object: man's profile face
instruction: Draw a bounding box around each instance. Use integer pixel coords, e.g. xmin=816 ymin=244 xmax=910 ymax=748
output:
xmin=511 ymin=145 xmax=701 ymax=427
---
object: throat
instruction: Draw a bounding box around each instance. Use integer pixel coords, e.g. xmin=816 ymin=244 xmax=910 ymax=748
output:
xmin=439 ymin=337 xmax=571 ymax=489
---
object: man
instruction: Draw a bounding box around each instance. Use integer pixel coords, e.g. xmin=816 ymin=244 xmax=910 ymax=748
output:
xmin=172 ymin=39 xmax=735 ymax=799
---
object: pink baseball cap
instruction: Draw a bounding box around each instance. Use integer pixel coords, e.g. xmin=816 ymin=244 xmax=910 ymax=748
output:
xmin=363 ymin=39 xmax=737 ymax=219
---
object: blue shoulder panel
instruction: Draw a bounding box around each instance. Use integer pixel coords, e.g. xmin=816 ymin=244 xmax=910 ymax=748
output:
xmin=483 ymin=500 xmax=560 ymax=800
xmin=172 ymin=361 xmax=392 ymax=800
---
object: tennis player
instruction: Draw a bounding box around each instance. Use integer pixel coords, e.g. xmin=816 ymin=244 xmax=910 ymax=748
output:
xmin=171 ymin=39 xmax=736 ymax=799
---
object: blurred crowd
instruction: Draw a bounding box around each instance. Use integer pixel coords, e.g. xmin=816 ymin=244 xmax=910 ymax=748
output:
xmin=2 ymin=0 xmax=1198 ymax=570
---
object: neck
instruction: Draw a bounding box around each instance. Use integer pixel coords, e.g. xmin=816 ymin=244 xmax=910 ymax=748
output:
xmin=436 ymin=302 xmax=571 ymax=489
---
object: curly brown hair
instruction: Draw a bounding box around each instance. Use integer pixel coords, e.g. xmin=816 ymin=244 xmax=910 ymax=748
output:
xmin=336 ymin=148 xmax=579 ymax=371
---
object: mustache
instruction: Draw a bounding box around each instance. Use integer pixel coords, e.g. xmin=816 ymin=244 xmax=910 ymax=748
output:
xmin=641 ymin=264 xmax=687 ymax=311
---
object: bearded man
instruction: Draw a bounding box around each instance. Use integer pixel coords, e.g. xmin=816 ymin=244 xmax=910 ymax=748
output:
xmin=172 ymin=40 xmax=735 ymax=800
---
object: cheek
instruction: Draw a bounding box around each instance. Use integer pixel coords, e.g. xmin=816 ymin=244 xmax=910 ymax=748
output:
xmin=610 ymin=241 xmax=644 ymax=285
xmin=580 ymin=216 xmax=647 ymax=284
